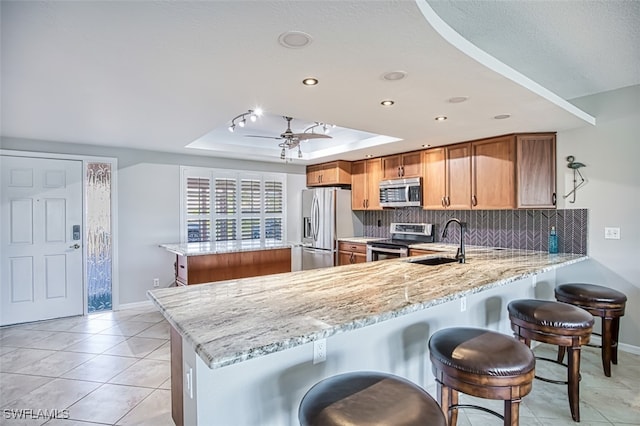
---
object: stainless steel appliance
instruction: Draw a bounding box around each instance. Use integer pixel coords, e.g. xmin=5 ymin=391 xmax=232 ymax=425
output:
xmin=367 ymin=222 xmax=434 ymax=261
xmin=379 ymin=177 xmax=422 ymax=207
xmin=302 ymin=188 xmax=362 ymax=270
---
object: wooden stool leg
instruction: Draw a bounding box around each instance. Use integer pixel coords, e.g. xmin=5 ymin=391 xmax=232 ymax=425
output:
xmin=450 ymin=389 xmax=459 ymax=426
xmin=602 ymin=317 xmax=613 ymax=377
xmin=504 ymin=398 xmax=521 ymax=426
xmin=611 ymin=316 xmax=621 ymax=365
xmin=436 ymin=378 xmax=451 ymax=425
xmin=557 ymin=345 xmax=566 ymax=363
xmin=567 ymin=346 xmax=581 ymax=422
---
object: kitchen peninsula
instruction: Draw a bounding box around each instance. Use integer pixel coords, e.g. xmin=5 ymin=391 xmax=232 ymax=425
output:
xmin=160 ymin=241 xmax=291 ymax=285
xmin=148 ymin=247 xmax=586 ymax=425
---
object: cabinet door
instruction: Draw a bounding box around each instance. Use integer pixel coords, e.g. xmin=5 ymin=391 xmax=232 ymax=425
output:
xmin=351 ymin=161 xmax=367 ymax=210
xmin=517 ymin=134 xmax=556 ymax=208
xmin=382 ymin=155 xmax=403 ymax=179
xmin=446 ymin=143 xmax=472 ymax=209
xmin=365 ymin=158 xmax=382 ymax=210
xmin=319 ymin=161 xmax=352 ymax=186
xmin=401 ymin=152 xmax=422 ymax=178
xmin=306 ymin=165 xmax=322 ymax=187
xmin=472 ymin=136 xmax=515 ymax=209
xmin=423 ymin=148 xmax=446 ymax=209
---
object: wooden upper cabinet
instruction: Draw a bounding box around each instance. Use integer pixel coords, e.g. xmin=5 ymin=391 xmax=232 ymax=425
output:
xmin=471 ymin=136 xmax=516 ymax=209
xmin=382 ymin=152 xmax=422 ymax=179
xmin=351 ymin=158 xmax=382 ymax=210
xmin=516 ymin=133 xmax=557 ymax=208
xmin=306 ymin=161 xmax=351 ymax=187
xmin=422 ymin=148 xmax=447 ymax=209
xmin=446 ymin=143 xmax=473 ymax=209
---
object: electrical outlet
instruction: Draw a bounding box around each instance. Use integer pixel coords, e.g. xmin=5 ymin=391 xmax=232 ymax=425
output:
xmin=460 ymin=296 xmax=467 ymax=312
xmin=604 ymin=227 xmax=620 ymax=240
xmin=313 ymin=339 xmax=326 ymax=364
xmin=153 ymin=278 xmax=160 ymax=287
xmin=532 ymin=275 xmax=537 ymax=288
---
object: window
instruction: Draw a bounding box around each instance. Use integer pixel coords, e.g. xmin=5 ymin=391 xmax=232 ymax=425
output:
xmin=182 ymin=167 xmax=286 ymax=244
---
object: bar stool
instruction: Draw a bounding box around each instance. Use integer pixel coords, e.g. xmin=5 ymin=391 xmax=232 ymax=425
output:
xmin=428 ymin=327 xmax=535 ymax=426
xmin=298 ymin=371 xmax=446 ymax=426
xmin=508 ymin=299 xmax=594 ymax=422
xmin=555 ymin=283 xmax=627 ymax=377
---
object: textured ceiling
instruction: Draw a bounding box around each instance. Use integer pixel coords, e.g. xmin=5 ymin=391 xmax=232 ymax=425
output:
xmin=1 ymin=1 xmax=637 ymax=164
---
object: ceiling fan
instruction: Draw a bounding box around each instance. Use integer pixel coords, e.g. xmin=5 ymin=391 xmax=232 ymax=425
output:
xmin=245 ymin=116 xmax=332 ymax=151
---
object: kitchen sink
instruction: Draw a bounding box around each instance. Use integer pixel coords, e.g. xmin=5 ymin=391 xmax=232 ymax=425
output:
xmin=409 ymin=257 xmax=459 ymax=266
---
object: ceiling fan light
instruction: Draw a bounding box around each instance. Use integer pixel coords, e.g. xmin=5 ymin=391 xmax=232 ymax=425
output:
xmin=298 ymin=146 xmax=303 ymax=158
xmin=280 ymin=148 xmax=286 ymax=160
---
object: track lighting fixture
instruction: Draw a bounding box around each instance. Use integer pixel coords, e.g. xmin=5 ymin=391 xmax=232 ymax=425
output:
xmin=304 ymin=122 xmax=335 ymax=135
xmin=228 ymin=109 xmax=262 ymax=133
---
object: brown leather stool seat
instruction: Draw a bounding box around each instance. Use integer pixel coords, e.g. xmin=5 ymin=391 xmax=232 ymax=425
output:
xmin=508 ymin=299 xmax=594 ymax=422
xmin=555 ymin=283 xmax=627 ymax=377
xmin=298 ymin=371 xmax=446 ymax=426
xmin=428 ymin=327 xmax=535 ymax=426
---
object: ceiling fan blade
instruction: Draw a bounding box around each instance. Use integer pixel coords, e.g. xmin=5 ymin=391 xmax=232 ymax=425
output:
xmin=244 ymin=135 xmax=283 ymax=140
xmin=293 ymin=133 xmax=332 ymax=141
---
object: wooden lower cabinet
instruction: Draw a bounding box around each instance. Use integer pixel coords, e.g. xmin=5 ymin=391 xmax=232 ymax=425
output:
xmin=175 ymin=248 xmax=291 ymax=285
xmin=170 ymin=324 xmax=183 ymax=426
xmin=409 ymin=249 xmax=439 ymax=256
xmin=337 ymin=242 xmax=367 ymax=265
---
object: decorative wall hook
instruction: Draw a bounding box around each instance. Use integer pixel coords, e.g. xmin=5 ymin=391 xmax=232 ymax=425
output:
xmin=563 ymin=155 xmax=587 ymax=203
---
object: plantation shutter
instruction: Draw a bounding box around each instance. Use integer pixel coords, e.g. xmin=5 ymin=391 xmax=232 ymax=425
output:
xmin=214 ymin=178 xmax=237 ymax=241
xmin=241 ymin=179 xmax=261 ymax=239
xmin=265 ymin=180 xmax=283 ymax=241
xmin=186 ymin=177 xmax=210 ymax=242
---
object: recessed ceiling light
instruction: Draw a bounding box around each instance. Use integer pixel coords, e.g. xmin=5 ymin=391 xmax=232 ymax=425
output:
xmin=494 ymin=114 xmax=511 ymax=120
xmin=434 ymin=116 xmax=447 ymax=121
xmin=278 ymin=31 xmax=313 ymax=49
xmin=302 ymin=77 xmax=318 ymax=86
xmin=380 ymin=100 xmax=395 ymax=106
xmin=448 ymin=96 xmax=468 ymax=103
xmin=382 ymin=71 xmax=407 ymax=81
xmin=365 ymin=154 xmax=374 ymax=158
xmin=422 ymin=144 xmax=432 ymax=148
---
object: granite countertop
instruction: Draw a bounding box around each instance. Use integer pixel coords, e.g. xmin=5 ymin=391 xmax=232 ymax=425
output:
xmin=148 ymin=247 xmax=587 ymax=370
xmin=337 ymin=236 xmax=386 ymax=244
xmin=160 ymin=241 xmax=292 ymax=256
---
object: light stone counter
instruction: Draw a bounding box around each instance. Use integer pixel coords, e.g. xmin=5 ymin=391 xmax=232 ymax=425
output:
xmin=337 ymin=236 xmax=385 ymax=244
xmin=160 ymin=241 xmax=291 ymax=256
xmin=148 ymin=247 xmax=587 ymax=370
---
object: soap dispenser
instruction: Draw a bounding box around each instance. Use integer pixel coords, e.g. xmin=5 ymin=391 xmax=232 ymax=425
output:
xmin=548 ymin=226 xmax=558 ymax=254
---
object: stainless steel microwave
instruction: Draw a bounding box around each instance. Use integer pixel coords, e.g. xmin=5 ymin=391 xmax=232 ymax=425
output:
xmin=379 ymin=177 xmax=422 ymax=207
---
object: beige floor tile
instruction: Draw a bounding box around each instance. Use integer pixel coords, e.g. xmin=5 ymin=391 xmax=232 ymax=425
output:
xmin=91 ymin=310 xmax=145 ymax=322
xmin=66 ymin=383 xmax=152 ymax=424
xmin=64 ymin=319 xmax=116 ymax=334
xmin=3 ymin=378 xmax=100 ymax=413
xmin=0 ymin=331 xmax=57 ymax=348
xmin=98 ymin=321 xmax=153 ymax=337
xmin=62 ymin=334 xmax=127 ymax=354
xmin=26 ymin=332 xmax=92 ymax=351
xmin=115 ymin=389 xmax=173 ymax=426
xmin=135 ymin=322 xmax=169 ymax=339
xmin=26 ymin=317 xmax=85 ymax=333
xmin=61 ymin=354 xmax=138 ymax=383
xmin=0 ymin=346 xmax=18 ymax=357
xmin=42 ymin=420 xmax=106 ymax=425
xmin=129 ymin=311 xmax=165 ymax=324
xmin=582 ymin=384 xmax=640 ymax=424
xmin=0 ymin=373 xmax=52 ymax=406
xmin=103 ymin=337 xmax=166 ymax=358
xmin=145 ymin=341 xmax=170 ymax=361
xmin=15 ymin=351 xmax=96 ymax=378
xmin=158 ymin=377 xmax=171 ymax=390
xmin=0 ymin=349 xmax=56 ymax=373
xmin=108 ymin=359 xmax=170 ymax=388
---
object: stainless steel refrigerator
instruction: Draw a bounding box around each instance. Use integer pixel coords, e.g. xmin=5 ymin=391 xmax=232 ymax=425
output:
xmin=301 ymin=188 xmax=362 ymax=270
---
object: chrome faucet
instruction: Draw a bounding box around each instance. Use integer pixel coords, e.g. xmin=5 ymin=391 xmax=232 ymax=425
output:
xmin=442 ymin=218 xmax=467 ymax=263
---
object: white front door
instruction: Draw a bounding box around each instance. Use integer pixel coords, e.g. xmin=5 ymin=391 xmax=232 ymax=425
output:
xmin=1 ymin=156 xmax=84 ymax=325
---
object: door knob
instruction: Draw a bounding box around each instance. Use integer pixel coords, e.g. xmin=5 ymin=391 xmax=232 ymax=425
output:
xmin=69 ymin=243 xmax=80 ymax=249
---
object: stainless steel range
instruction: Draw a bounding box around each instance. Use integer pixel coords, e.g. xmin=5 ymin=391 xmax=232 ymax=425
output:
xmin=366 ymin=223 xmax=434 ymax=261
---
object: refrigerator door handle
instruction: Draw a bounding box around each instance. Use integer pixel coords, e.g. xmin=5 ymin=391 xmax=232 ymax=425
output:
xmin=312 ymin=194 xmax=320 ymax=242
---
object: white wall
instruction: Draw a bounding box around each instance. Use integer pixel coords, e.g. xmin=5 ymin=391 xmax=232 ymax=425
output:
xmin=555 ymin=85 xmax=640 ymax=348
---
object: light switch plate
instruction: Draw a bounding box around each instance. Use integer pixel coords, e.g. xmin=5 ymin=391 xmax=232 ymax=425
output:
xmin=604 ymin=227 xmax=620 ymax=240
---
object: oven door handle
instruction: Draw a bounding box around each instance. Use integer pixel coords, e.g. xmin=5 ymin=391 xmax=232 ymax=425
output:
xmin=368 ymin=246 xmax=408 ymax=255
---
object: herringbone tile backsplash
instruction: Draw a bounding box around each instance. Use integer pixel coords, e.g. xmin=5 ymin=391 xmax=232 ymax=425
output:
xmin=361 ymin=208 xmax=588 ymax=254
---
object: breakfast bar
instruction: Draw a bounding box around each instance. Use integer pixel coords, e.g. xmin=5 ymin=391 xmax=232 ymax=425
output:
xmin=148 ymin=247 xmax=587 ymax=425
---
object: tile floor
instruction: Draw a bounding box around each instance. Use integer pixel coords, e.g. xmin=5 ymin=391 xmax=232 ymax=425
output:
xmin=1 ymin=305 xmax=639 ymax=425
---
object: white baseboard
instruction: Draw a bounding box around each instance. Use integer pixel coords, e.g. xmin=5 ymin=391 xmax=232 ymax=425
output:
xmin=117 ymin=300 xmax=153 ymax=311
